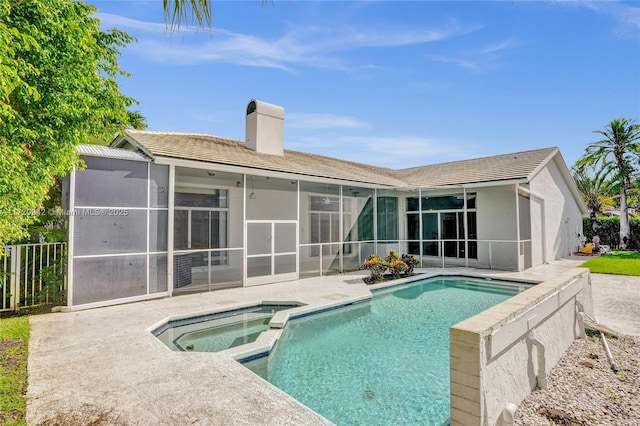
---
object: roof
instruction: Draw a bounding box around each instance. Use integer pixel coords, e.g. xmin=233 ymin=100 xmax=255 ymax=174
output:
xmin=116 ymin=130 xmax=406 ymax=187
xmin=77 ymin=144 xmax=150 ymax=162
xmin=392 ymin=147 xmax=559 ymax=187
xmin=114 ymin=130 xmax=561 ymax=189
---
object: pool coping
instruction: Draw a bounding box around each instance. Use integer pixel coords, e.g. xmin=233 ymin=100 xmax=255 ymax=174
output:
xmin=27 ymin=260 xmax=594 ymax=425
xmin=170 ymin=273 xmax=539 ymax=363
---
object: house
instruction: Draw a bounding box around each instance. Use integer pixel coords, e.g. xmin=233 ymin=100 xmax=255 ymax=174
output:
xmin=62 ymin=100 xmax=588 ymax=310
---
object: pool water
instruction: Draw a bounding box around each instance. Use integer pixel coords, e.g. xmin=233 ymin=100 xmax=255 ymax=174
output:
xmin=244 ymin=277 xmax=531 ymax=426
xmin=154 ymin=304 xmax=298 ymax=352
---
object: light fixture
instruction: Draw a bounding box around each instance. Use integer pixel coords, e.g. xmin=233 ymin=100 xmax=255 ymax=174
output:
xmin=249 ymin=177 xmax=256 ymax=199
xmin=322 ymin=185 xmax=331 ymax=205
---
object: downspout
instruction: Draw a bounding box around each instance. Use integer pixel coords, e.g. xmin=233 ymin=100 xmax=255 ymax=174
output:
xmin=515 ymin=184 xmax=521 ymax=271
xmin=339 ymin=185 xmax=343 ymax=273
xmin=146 ymin=163 xmax=151 ymax=296
xmin=297 ymin=179 xmax=301 ymax=277
xmin=527 ymin=333 xmax=548 ymax=389
xmin=518 ymin=186 xmax=547 ymax=264
xmin=167 ymin=165 xmax=176 ymax=295
xmin=67 ymin=167 xmax=76 ymax=308
xmin=418 ymin=187 xmax=423 ymax=267
xmin=579 ymin=306 xmax=619 ymax=372
xmin=242 ymin=174 xmax=247 ymax=286
xmin=373 ymin=188 xmax=378 ymax=254
xmin=463 ymin=186 xmax=468 ymax=267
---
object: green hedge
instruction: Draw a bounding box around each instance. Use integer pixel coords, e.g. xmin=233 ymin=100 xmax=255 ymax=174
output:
xmin=582 ymin=216 xmax=640 ymax=249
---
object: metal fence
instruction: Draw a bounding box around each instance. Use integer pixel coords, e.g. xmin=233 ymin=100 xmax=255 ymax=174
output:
xmin=1 ymin=242 xmax=67 ymax=312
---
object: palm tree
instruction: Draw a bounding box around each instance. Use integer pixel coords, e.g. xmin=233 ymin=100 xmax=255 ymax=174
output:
xmin=572 ymin=167 xmax=616 ymax=233
xmin=162 ymin=1 xmax=269 ymax=30
xmin=163 ymin=0 xmax=211 ymax=30
xmin=127 ymin=110 xmax=148 ymax=130
xmin=575 ymin=118 xmax=640 ymax=248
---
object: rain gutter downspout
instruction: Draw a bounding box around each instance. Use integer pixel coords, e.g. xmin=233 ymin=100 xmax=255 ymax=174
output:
xmin=463 ymin=186 xmax=469 ymax=267
xmin=518 ymin=185 xmax=548 ymax=264
xmin=515 ymin=184 xmax=521 ymax=270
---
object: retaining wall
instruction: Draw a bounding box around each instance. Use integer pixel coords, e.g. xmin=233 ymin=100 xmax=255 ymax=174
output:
xmin=450 ymin=268 xmax=593 ymax=426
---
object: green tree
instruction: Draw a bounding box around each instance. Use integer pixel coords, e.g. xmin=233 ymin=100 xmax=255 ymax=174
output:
xmin=575 ymin=118 xmax=640 ymax=248
xmin=0 ymin=0 xmax=137 ymax=245
xmin=572 ymin=166 xmax=616 ymax=233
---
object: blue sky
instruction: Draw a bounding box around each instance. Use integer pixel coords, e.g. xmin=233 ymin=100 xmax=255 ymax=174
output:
xmin=91 ymin=1 xmax=640 ymax=169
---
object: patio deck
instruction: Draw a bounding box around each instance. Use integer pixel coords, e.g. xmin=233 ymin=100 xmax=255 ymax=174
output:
xmin=27 ymin=258 xmax=639 ymax=425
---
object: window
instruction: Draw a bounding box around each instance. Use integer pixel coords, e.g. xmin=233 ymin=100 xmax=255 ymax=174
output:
xmin=406 ymin=193 xmax=477 ymax=259
xmin=309 ymin=195 xmax=340 ymax=257
xmin=357 ymin=198 xmax=374 ymax=241
xmin=406 ymin=213 xmax=420 ymax=255
xmin=406 ymin=193 xmax=476 ymax=211
xmin=406 ymin=197 xmax=420 ymax=212
xmin=377 ymin=197 xmax=398 ymax=240
xmin=175 ymin=191 xmax=227 ymax=208
xmin=423 ymin=195 xmax=463 ymax=210
xmin=174 ymin=191 xmax=229 ymax=265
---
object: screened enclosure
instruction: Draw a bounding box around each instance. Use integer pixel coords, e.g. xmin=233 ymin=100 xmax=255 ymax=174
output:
xmin=172 ymin=168 xmax=244 ymax=294
xmin=65 ymin=146 xmax=539 ymax=309
xmin=68 ymin=154 xmax=168 ymax=306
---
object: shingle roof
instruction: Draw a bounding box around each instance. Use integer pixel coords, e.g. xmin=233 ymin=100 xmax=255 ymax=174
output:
xmin=392 ymin=147 xmax=559 ymax=187
xmin=119 ymin=130 xmax=407 ymax=187
xmin=117 ymin=130 xmax=559 ymax=188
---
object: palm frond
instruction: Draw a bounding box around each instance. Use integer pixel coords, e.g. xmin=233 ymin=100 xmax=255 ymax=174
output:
xmin=163 ymin=0 xmax=212 ymax=31
xmin=578 ymin=118 xmax=640 ymax=189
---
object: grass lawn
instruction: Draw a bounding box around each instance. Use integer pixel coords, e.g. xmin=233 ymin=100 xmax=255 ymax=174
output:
xmin=580 ymin=250 xmax=640 ymax=276
xmin=0 ymin=316 xmax=29 ymax=426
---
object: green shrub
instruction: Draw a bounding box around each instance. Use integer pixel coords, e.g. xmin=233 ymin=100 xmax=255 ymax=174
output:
xmin=401 ymin=254 xmax=419 ymax=275
xmin=360 ymin=250 xmax=418 ymax=284
xmin=582 ymin=216 xmax=640 ymax=249
xmin=361 ymin=254 xmax=388 ymax=283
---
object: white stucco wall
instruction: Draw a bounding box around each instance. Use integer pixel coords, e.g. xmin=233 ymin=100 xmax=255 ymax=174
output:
xmin=518 ymin=195 xmax=533 ymax=269
xmin=529 ymin=157 xmax=584 ymax=262
xmin=476 ymin=186 xmax=519 ymax=270
xmin=246 ymin=187 xmax=297 ymax=221
xmin=450 ymin=268 xmax=593 ymax=426
xmin=174 ymin=171 xmax=245 ymax=248
xmin=528 ymin=192 xmax=544 ymax=267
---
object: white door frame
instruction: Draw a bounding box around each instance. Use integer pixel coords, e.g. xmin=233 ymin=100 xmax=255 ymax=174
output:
xmin=245 ymin=220 xmax=298 ymax=286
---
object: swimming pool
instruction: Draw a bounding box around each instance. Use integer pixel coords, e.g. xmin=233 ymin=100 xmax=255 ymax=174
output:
xmin=154 ymin=303 xmax=300 ymax=352
xmin=244 ymin=276 xmax=532 ymax=426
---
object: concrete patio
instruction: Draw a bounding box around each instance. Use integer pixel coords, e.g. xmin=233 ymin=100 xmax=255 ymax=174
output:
xmin=27 ymin=259 xmax=639 ymax=425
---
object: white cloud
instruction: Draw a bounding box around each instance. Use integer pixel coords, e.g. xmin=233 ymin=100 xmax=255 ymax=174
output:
xmin=288 ymin=135 xmax=474 ymax=169
xmin=480 ymin=39 xmax=519 ymax=55
xmin=287 ymin=113 xmax=370 ymax=130
xmin=96 ymin=13 xmax=168 ymax=33
xmin=328 ymin=19 xmax=480 ymax=50
xmin=95 ymin=13 xmax=480 ymax=71
xmin=569 ymin=1 xmax=640 ymax=38
xmin=429 ymin=55 xmax=480 ymax=70
xmin=428 ymin=38 xmax=519 ymax=71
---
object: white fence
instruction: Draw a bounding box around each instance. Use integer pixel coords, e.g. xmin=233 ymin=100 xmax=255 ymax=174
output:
xmin=1 ymin=243 xmax=66 ymax=312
